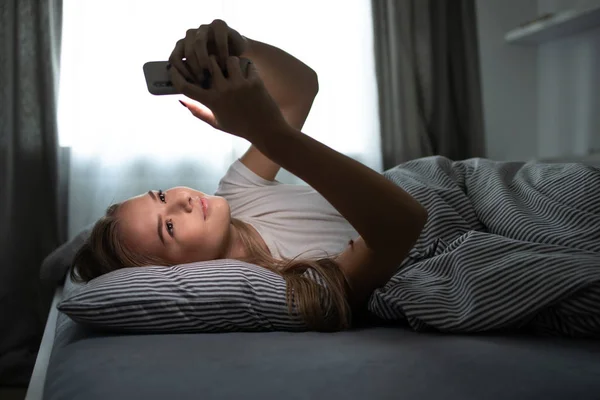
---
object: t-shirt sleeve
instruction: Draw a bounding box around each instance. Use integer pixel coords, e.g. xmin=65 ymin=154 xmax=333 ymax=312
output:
xmin=214 ymin=159 xmax=281 ymax=197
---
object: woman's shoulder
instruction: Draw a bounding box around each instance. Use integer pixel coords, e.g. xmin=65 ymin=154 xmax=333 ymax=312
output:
xmin=215 ymin=159 xmax=280 ymax=197
xmin=215 ymin=159 xmax=317 ymax=198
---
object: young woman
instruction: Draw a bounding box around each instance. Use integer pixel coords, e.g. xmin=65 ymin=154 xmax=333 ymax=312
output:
xmin=71 ymin=19 xmax=428 ymax=331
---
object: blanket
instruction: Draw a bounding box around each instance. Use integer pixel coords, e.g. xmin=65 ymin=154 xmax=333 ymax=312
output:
xmin=368 ymin=156 xmax=600 ymax=338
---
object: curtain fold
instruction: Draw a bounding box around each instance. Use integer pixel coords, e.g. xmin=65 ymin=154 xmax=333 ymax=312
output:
xmin=0 ymin=0 xmax=64 ymax=385
xmin=372 ymin=0 xmax=486 ymax=169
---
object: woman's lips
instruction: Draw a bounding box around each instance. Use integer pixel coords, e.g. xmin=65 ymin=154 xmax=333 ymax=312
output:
xmin=201 ymin=197 xmax=209 ymax=220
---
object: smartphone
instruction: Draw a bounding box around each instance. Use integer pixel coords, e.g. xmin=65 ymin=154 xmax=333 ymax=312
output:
xmin=143 ymin=58 xmax=252 ymax=96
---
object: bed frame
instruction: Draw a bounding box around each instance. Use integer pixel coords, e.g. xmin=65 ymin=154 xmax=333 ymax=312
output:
xmin=26 ymin=286 xmax=63 ymax=400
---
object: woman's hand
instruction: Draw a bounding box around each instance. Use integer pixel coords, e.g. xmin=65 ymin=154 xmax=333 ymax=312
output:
xmin=199 ymin=19 xmax=248 ymax=68
xmin=169 ymin=20 xmax=288 ymax=142
xmin=170 ymin=19 xmax=248 ymax=84
xmin=170 ymin=53 xmax=289 ymax=142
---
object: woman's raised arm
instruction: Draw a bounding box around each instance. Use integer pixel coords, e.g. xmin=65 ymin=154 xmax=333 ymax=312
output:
xmin=170 ymin=30 xmax=428 ymax=307
xmin=177 ymin=20 xmax=318 ymax=181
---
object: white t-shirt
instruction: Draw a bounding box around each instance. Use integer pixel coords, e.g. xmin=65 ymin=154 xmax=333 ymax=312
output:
xmin=214 ymin=160 xmax=358 ymax=260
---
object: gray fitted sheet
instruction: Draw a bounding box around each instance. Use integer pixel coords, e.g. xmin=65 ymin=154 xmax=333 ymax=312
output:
xmin=42 ymin=279 xmax=600 ymax=400
xmin=45 ymin=327 xmax=600 ymax=400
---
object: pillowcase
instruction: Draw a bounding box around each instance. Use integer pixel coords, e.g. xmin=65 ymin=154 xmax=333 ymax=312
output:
xmin=40 ymin=225 xmax=93 ymax=285
xmin=57 ymin=259 xmax=311 ymax=332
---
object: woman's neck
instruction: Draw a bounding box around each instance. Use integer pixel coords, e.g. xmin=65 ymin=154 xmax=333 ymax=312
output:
xmin=223 ymin=223 xmax=248 ymax=260
xmin=223 ymin=220 xmax=271 ymax=260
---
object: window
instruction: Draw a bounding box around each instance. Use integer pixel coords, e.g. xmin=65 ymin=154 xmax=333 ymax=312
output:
xmin=59 ymin=0 xmax=381 ymax=235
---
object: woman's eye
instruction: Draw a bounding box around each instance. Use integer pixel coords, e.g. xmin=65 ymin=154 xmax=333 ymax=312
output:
xmin=158 ymin=190 xmax=166 ymax=203
xmin=166 ymin=220 xmax=174 ymax=236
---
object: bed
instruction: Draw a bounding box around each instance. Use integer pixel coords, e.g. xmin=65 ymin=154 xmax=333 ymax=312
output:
xmin=27 ymin=157 xmax=600 ymax=400
xmin=25 ymin=274 xmax=600 ymax=400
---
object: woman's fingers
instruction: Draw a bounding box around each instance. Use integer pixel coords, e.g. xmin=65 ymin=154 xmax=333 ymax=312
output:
xmin=168 ymin=39 xmax=195 ymax=83
xmin=180 ymin=99 xmax=218 ymax=129
xmin=208 ymin=56 xmax=226 ymax=90
xmin=245 ymin=60 xmax=261 ymax=83
xmin=226 ymin=56 xmax=244 ymax=84
xmin=193 ymin=25 xmax=211 ymax=70
xmin=170 ymin=64 xmax=211 ymax=104
xmin=211 ymin=20 xmax=230 ymax=69
xmin=184 ymin=28 xmax=202 ymax=81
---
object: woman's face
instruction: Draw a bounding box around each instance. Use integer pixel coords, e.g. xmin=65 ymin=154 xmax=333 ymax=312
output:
xmin=117 ymin=186 xmax=231 ymax=265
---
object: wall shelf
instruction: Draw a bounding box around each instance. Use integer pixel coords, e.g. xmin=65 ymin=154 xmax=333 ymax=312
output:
xmin=505 ymin=5 xmax=600 ymax=45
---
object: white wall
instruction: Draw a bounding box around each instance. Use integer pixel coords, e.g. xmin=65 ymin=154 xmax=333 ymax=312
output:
xmin=537 ymin=0 xmax=600 ymax=159
xmin=476 ymin=0 xmax=540 ymax=161
xmin=476 ymin=0 xmax=600 ymax=161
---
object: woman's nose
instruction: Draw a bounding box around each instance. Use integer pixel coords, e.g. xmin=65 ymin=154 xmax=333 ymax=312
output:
xmin=183 ymin=196 xmax=194 ymax=213
xmin=171 ymin=194 xmax=193 ymax=213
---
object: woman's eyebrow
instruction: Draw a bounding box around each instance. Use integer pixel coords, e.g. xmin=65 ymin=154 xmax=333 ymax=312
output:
xmin=157 ymin=215 xmax=165 ymax=246
xmin=147 ymin=191 xmax=165 ymax=245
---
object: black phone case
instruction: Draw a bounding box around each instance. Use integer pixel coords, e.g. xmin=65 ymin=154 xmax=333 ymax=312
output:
xmin=143 ymin=58 xmax=251 ymax=96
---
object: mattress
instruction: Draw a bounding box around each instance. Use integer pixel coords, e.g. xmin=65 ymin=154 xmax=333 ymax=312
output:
xmin=31 ymin=278 xmax=600 ymax=400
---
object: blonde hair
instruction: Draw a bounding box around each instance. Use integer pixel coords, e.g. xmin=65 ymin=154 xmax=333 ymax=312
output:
xmin=71 ymin=203 xmax=351 ymax=331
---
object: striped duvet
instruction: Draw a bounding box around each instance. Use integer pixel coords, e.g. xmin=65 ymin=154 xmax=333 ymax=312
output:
xmin=368 ymin=156 xmax=600 ymax=337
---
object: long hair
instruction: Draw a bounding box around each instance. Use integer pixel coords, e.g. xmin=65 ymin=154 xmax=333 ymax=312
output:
xmin=71 ymin=203 xmax=351 ymax=331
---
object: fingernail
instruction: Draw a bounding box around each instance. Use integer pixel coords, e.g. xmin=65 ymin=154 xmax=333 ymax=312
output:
xmin=179 ymin=100 xmax=187 ymax=108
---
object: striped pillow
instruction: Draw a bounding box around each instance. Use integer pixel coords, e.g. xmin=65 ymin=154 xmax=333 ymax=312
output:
xmin=57 ymin=259 xmax=309 ymax=332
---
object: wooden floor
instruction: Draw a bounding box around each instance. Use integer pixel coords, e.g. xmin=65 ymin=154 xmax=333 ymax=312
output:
xmin=0 ymin=387 xmax=27 ymax=400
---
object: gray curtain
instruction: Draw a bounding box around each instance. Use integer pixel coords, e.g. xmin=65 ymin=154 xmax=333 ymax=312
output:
xmin=372 ymin=0 xmax=486 ymax=169
xmin=0 ymin=0 xmax=64 ymax=386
